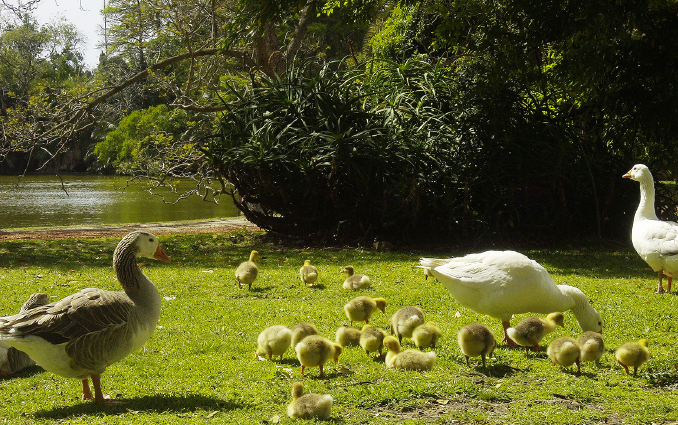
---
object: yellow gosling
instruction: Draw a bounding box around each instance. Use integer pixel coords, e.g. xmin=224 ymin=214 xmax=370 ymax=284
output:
xmin=341 ymin=266 xmax=371 ymax=290
xmin=255 ymin=325 xmax=293 ymax=361
xmin=412 ymin=322 xmax=442 ymax=350
xmin=383 ymin=335 xmax=436 ymax=371
xmin=291 ymin=322 xmax=318 ymax=348
xmin=299 ymin=260 xmax=319 ymax=286
xmin=577 ymin=331 xmax=604 ymax=363
xmin=547 ymin=337 xmax=581 ymax=372
xmin=506 ymin=312 xmax=565 ymax=353
xmin=388 ymin=306 xmax=425 ymax=344
xmin=287 ymin=382 xmax=333 ymax=420
xmin=359 ymin=325 xmax=386 ymax=357
xmin=457 ymin=323 xmax=496 ymax=368
xmin=615 ymin=339 xmax=650 ymax=375
xmin=344 ymin=296 xmax=387 ymax=327
xmin=336 ymin=326 xmax=362 ymax=347
xmin=236 ymin=250 xmax=259 ymax=290
xmin=295 ymin=335 xmax=342 ymax=377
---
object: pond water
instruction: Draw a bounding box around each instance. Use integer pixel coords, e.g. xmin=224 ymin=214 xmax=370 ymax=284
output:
xmin=0 ymin=175 xmax=239 ymax=229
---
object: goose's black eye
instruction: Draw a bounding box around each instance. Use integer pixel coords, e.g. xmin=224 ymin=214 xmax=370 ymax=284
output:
xmin=149 ymin=238 xmax=154 ymax=243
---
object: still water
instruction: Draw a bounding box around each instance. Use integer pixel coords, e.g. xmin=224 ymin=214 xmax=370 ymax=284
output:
xmin=0 ymin=175 xmax=239 ymax=229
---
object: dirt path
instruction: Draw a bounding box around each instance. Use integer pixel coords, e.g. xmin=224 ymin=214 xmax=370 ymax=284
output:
xmin=0 ymin=217 xmax=260 ymax=240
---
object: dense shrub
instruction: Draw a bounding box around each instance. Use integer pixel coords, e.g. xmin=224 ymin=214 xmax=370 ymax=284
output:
xmin=209 ymin=59 xmax=464 ymax=242
xmin=94 ymin=105 xmax=197 ymax=175
xmin=210 ymin=48 xmax=675 ymax=245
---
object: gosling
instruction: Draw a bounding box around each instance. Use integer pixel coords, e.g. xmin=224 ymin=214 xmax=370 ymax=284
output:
xmin=547 ymin=337 xmax=581 ymax=372
xmin=388 ymin=306 xmax=425 ymax=345
xmin=236 ymin=250 xmax=259 ymax=289
xmin=615 ymin=339 xmax=650 ymax=375
xmin=506 ymin=312 xmax=565 ymax=353
xmin=383 ymin=335 xmax=436 ymax=371
xmin=412 ymin=322 xmax=442 ymax=350
xmin=341 ymin=266 xmax=371 ymax=290
xmin=300 ymin=260 xmax=319 ymax=286
xmin=344 ymin=296 xmax=387 ymax=327
xmin=287 ymin=381 xmax=333 ymax=420
xmin=457 ymin=323 xmax=496 ymax=368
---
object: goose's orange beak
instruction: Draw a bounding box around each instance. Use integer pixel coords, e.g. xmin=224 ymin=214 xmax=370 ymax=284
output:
xmin=154 ymin=245 xmax=171 ymax=262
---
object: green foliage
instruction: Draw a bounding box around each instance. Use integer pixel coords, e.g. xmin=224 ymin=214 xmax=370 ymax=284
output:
xmin=364 ymin=0 xmax=678 ymax=242
xmin=369 ymin=4 xmax=433 ymax=59
xmin=210 ymin=58 xmax=461 ymax=242
xmin=93 ymin=105 xmax=196 ymax=174
xmin=0 ymin=19 xmax=86 ymax=105
xmin=1 ymin=233 xmax=678 ymax=424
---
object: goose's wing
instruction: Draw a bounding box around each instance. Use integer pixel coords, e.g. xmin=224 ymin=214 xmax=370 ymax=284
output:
xmin=0 ymin=288 xmax=134 ymax=370
xmin=421 ymin=251 xmax=568 ymax=319
xmin=634 ymin=218 xmax=678 ymax=256
xmin=421 ymin=251 xmax=546 ymax=290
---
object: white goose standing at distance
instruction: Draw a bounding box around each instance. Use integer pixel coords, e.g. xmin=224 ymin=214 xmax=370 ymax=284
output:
xmin=0 ymin=232 xmax=170 ymax=404
xmin=623 ymin=164 xmax=678 ymax=293
xmin=420 ymin=250 xmax=603 ymax=347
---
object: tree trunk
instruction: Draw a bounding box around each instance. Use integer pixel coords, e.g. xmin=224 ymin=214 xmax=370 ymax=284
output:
xmin=252 ymin=23 xmax=280 ymax=78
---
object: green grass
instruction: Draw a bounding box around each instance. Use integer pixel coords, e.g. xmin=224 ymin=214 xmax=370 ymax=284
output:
xmin=1 ymin=231 xmax=678 ymax=424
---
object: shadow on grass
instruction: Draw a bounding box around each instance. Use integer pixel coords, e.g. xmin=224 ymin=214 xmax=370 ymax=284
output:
xmin=0 ymin=365 xmax=44 ymax=380
xmin=228 ymin=286 xmax=276 ymax=298
xmin=33 ymin=393 xmax=250 ymax=419
xmin=477 ymin=363 xmax=522 ymax=379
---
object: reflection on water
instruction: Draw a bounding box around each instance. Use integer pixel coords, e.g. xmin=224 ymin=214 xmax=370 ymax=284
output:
xmin=0 ymin=175 xmax=239 ymax=229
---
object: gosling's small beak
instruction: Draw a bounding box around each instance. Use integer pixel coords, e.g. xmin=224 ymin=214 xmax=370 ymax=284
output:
xmin=153 ymin=245 xmax=171 ymax=263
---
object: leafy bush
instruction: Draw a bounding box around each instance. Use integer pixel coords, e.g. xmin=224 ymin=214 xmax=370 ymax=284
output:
xmin=210 ymin=58 xmax=462 ymax=242
xmin=94 ymin=104 xmax=197 ymax=175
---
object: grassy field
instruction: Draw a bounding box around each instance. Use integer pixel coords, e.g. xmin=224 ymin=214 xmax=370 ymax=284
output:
xmin=1 ymin=230 xmax=677 ymax=424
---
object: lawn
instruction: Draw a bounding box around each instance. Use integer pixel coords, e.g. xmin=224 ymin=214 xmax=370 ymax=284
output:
xmin=1 ymin=230 xmax=677 ymax=424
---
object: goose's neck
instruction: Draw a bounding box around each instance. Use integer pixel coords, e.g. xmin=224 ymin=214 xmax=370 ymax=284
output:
xmin=113 ymin=247 xmax=159 ymax=307
xmin=635 ymin=177 xmax=658 ymax=220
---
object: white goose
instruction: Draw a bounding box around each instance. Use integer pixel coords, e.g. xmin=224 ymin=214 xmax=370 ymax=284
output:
xmin=623 ymin=164 xmax=678 ymax=293
xmin=420 ymin=251 xmax=603 ymax=347
xmin=0 ymin=232 xmax=170 ymax=404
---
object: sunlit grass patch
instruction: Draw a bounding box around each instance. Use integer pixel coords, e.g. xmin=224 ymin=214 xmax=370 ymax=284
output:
xmin=1 ymin=232 xmax=677 ymax=424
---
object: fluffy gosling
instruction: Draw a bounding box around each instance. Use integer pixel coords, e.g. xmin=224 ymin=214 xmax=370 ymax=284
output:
xmin=295 ymin=335 xmax=342 ymax=377
xmin=341 ymin=266 xmax=371 ymax=290
xmin=388 ymin=306 xmax=425 ymax=344
xmin=506 ymin=312 xmax=565 ymax=353
xmin=457 ymin=323 xmax=496 ymax=368
xmin=547 ymin=336 xmax=581 ymax=372
xmin=287 ymin=381 xmax=333 ymax=420
xmin=299 ymin=260 xmax=319 ymax=286
xmin=336 ymin=326 xmax=362 ymax=347
xmin=236 ymin=250 xmax=259 ymax=290
xmin=615 ymin=339 xmax=650 ymax=375
xmin=360 ymin=325 xmax=386 ymax=357
xmin=383 ymin=335 xmax=436 ymax=371
xmin=255 ymin=325 xmax=292 ymax=361
xmin=291 ymin=322 xmax=318 ymax=348
xmin=344 ymin=296 xmax=387 ymax=327
xmin=412 ymin=322 xmax=442 ymax=350
xmin=577 ymin=331 xmax=604 ymax=363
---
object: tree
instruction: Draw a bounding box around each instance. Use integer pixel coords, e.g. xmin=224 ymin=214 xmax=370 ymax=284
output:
xmin=0 ymin=14 xmax=89 ymax=172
